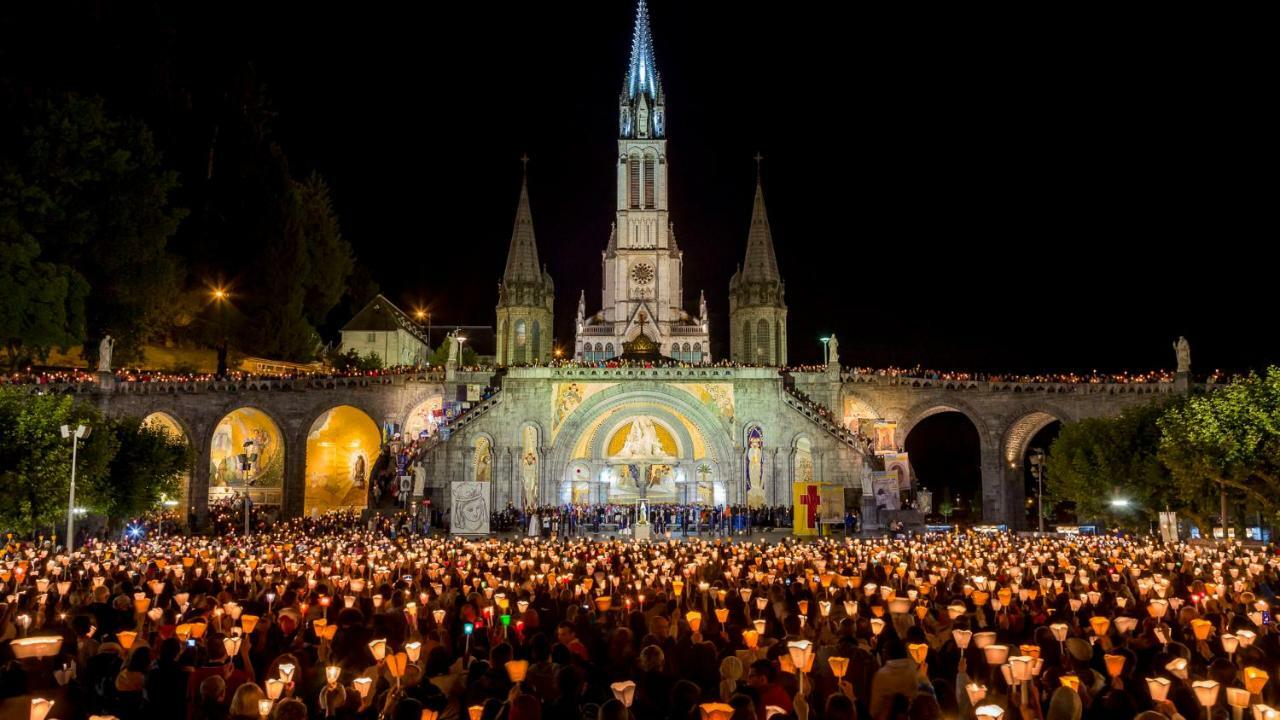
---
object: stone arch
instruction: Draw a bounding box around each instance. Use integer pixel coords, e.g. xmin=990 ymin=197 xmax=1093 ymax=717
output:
xmin=547 ymin=382 xmax=736 ymax=504
xmin=207 ymin=405 xmax=287 ymax=509
xmin=402 ymin=394 xmax=445 ymax=439
xmin=838 ymin=389 xmax=883 ymax=433
xmin=304 ymin=405 xmax=380 ymax=513
xmin=1000 ymin=407 xmax=1071 ymax=469
xmin=471 ymin=432 xmax=496 ymax=483
xmin=790 ymin=435 xmax=814 ymax=484
xmin=894 ymin=397 xmax=991 ymax=449
xmin=743 ymin=423 xmax=767 ymax=508
xmin=141 ymin=412 xmax=193 ymax=523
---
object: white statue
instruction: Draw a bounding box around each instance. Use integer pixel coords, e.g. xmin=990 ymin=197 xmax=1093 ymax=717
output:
xmin=618 ymin=417 xmax=669 ymax=459
xmin=97 ymin=335 xmax=114 ymax=373
xmin=1173 ymin=336 xmax=1191 ymax=374
xmin=445 ymin=331 xmax=460 ymax=367
xmin=827 ymin=334 xmax=839 ymax=365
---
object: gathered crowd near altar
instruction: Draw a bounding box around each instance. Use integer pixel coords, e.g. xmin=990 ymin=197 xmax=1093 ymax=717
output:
xmin=0 ymin=512 xmax=1276 ymax=720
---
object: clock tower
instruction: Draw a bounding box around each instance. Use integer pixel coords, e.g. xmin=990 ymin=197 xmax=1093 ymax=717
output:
xmin=575 ymin=0 xmax=710 ymax=363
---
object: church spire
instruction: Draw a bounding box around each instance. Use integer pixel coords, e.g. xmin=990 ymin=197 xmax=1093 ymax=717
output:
xmin=502 ymin=154 xmax=541 ymax=285
xmin=624 ymin=0 xmax=661 ymax=102
xmin=740 ymin=153 xmax=781 ymax=284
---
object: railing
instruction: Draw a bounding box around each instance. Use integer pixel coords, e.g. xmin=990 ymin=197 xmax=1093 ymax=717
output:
xmin=837 ymin=372 xmax=1179 ymax=395
xmin=780 ymin=385 xmax=871 ymax=456
xmin=443 ymin=389 xmax=503 ymax=432
xmin=15 ymin=369 xmax=446 ymax=395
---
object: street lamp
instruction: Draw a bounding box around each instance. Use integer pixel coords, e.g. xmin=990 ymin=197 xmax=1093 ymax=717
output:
xmin=820 ymin=337 xmax=831 ymax=365
xmin=1029 ymin=447 xmax=1046 ymax=534
xmin=1110 ymin=498 xmax=1131 ymax=508
xmin=236 ymin=439 xmax=258 ymax=535
xmin=60 ymin=424 xmax=91 ymax=549
xmin=211 ymin=287 xmax=230 ymax=377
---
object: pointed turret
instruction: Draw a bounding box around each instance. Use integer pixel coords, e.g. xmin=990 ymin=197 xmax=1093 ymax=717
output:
xmin=730 ymin=154 xmax=788 ymax=366
xmin=619 ymin=0 xmax=665 ymax=139
xmin=502 ymin=155 xmax=542 ymax=285
xmin=496 ymin=155 xmax=554 ymax=365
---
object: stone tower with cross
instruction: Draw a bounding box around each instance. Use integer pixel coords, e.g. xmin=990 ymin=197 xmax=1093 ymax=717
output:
xmin=496 ymin=155 xmax=555 ymax=365
xmin=729 ymin=153 xmax=788 ymax=365
xmin=575 ymin=0 xmax=711 ymax=364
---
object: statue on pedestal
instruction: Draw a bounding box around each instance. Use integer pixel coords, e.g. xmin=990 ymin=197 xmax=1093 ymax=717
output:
xmin=1173 ymin=336 xmax=1191 ymax=374
xmin=97 ymin=335 xmax=114 ymax=373
xmin=827 ymin=334 xmax=839 ymax=365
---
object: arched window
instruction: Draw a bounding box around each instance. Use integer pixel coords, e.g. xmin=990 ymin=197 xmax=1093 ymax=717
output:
xmin=776 ymin=319 xmax=784 ymax=365
xmin=499 ymin=319 xmax=509 ymax=364
xmin=643 ymin=153 xmax=656 ymax=208
xmin=629 ymin=154 xmax=641 ymax=209
xmin=756 ymin=319 xmax=770 ymax=362
xmin=742 ymin=320 xmax=753 ymax=362
xmin=604 ymin=343 xmax=614 ymax=359
xmin=672 ymin=343 xmax=682 ymax=361
xmin=531 ymin=321 xmax=542 ymax=360
xmin=692 ymin=342 xmax=702 ymax=363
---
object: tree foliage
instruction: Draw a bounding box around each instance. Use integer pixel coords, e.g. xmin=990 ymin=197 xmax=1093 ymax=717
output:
xmin=0 ymin=93 xmax=185 ymax=366
xmin=1158 ymin=367 xmax=1280 ymax=525
xmin=1045 ymin=401 xmax=1175 ymax=528
xmin=0 ymin=388 xmax=190 ymax=538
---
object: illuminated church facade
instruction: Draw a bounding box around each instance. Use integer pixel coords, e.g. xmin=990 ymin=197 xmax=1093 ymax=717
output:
xmin=431 ymin=0 xmax=870 ymax=515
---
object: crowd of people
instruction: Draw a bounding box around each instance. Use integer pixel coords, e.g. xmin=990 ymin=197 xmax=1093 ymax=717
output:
xmin=2 ymin=525 xmax=1275 ymax=720
xmin=0 ymin=365 xmax=444 ymax=387
xmin=497 ymin=505 xmax=803 ymax=537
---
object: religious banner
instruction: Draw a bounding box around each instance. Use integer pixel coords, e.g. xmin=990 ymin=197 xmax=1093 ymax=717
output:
xmin=793 ymin=482 xmax=822 ymax=536
xmin=884 ymin=452 xmax=912 ymax=491
xmin=450 ymin=482 xmax=490 ymax=535
xmin=873 ymin=420 xmax=897 ymax=455
xmin=871 ymin=472 xmax=900 ymax=511
xmin=466 ymin=384 xmax=482 ymax=402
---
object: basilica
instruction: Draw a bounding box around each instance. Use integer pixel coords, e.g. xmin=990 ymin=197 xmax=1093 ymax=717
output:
xmin=430 ymin=0 xmax=870 ymax=522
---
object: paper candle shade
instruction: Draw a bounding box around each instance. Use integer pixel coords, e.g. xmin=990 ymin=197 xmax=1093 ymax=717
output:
xmin=974 ymin=705 xmax=1004 ymax=719
xmin=965 ymin=683 xmax=987 ymax=705
xmin=686 ymin=611 xmax=702 ymax=632
xmin=1245 ymin=667 xmax=1270 ymax=694
xmin=369 ymin=639 xmax=387 ymax=661
xmin=753 ymin=619 xmax=766 ymax=635
xmin=241 ymin=615 xmax=260 ymax=634
xmin=947 ymin=604 xmax=966 ymax=620
xmin=700 ymin=703 xmax=735 ymax=720
xmin=9 ymin=637 xmax=63 ymax=659
xmin=258 ymin=699 xmax=272 ymax=718
xmin=869 ymin=617 xmax=886 ymax=636
xmin=742 ymin=630 xmax=759 ymax=649
xmin=1166 ymin=658 xmax=1188 ymax=679
xmin=595 ymin=596 xmax=612 ymax=612
xmin=1146 ymin=677 xmax=1171 ymax=702
xmin=277 ymin=663 xmax=295 ymax=683
xmin=973 ymin=631 xmax=997 ymax=649
xmin=829 ymin=656 xmax=849 ymax=679
xmin=1019 ymin=644 xmax=1041 ymax=659
xmin=1254 ymin=706 xmax=1280 ymax=720
xmin=611 ymin=680 xmax=637 ymax=707
xmin=117 ymin=631 xmax=137 ymax=651
xmin=433 ymin=609 xmax=446 ymax=625
xmin=1238 ymin=630 xmax=1258 ymax=647
xmin=787 ymin=640 xmax=814 ymax=673
xmin=1222 ymin=634 xmax=1239 ymax=654
xmin=266 ymin=679 xmax=284 ymax=700
xmin=326 ymin=666 xmax=341 ymax=686
xmin=30 ymin=699 xmax=55 ymax=720
xmin=1115 ymin=617 xmax=1138 ymax=635
xmin=1149 ymin=599 xmax=1169 ymax=618
xmin=889 ymin=598 xmax=912 ymax=615
xmin=354 ymin=677 xmax=373 ymax=698
xmin=1192 ymin=680 xmax=1221 ymax=707
xmin=1191 ymin=618 xmax=1214 ymax=641
xmin=798 ymin=600 xmax=809 ymax=615
xmin=1103 ymin=653 xmax=1126 ymax=678
xmin=982 ymin=644 xmax=1009 ymax=666
xmin=908 ymin=643 xmax=929 ymax=665
xmin=468 ymin=706 xmax=484 ymax=720
xmin=423 ymin=709 xmax=440 ymax=720
xmin=953 ymin=629 xmax=972 ymax=649
xmin=1009 ymin=656 xmax=1033 ymax=682
xmin=1089 ymin=616 xmax=1111 ymax=637
xmin=386 ymin=652 xmax=409 ymax=678
xmin=505 ymin=660 xmax=529 ymax=683
xmin=1060 ymin=675 xmax=1080 ymax=691
xmin=406 ymin=641 xmax=422 ymax=662
xmin=1227 ymin=688 xmax=1252 ymax=710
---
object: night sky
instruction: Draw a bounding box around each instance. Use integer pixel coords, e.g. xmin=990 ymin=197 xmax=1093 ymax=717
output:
xmin=3 ymin=2 xmax=1273 ymax=372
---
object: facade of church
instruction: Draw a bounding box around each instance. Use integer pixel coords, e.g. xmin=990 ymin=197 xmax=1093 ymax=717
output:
xmin=429 ymin=0 xmax=867 ymax=512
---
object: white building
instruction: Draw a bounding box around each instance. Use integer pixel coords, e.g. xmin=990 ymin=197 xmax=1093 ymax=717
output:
xmin=339 ymin=294 xmax=430 ymax=366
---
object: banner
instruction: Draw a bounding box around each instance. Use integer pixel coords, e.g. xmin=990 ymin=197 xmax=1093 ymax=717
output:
xmin=793 ymin=482 xmax=822 ymax=536
xmin=873 ymin=420 xmax=897 ymax=455
xmin=450 ymin=482 xmax=490 ymax=535
xmin=467 ymin=384 xmax=482 ymax=402
xmin=871 ymin=472 xmax=900 ymax=511
xmin=884 ymin=452 xmax=912 ymax=491
xmin=1158 ymin=512 xmax=1178 ymax=543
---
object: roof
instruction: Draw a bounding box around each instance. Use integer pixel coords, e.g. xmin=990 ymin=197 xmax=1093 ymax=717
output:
xmin=738 ymin=174 xmax=782 ymax=284
xmin=503 ymin=158 xmax=543 ymax=286
xmin=623 ymin=0 xmax=662 ymax=102
xmin=341 ymin=295 xmax=430 ymax=346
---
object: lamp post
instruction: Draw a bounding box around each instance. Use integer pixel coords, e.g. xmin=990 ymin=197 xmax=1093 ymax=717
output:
xmin=820 ymin=337 xmax=831 ymax=365
xmin=60 ymin=424 xmax=91 ymax=550
xmin=212 ymin=288 xmax=229 ymax=378
xmin=237 ymin=439 xmax=258 ymax=536
xmin=1029 ymin=447 xmax=1046 ymax=533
